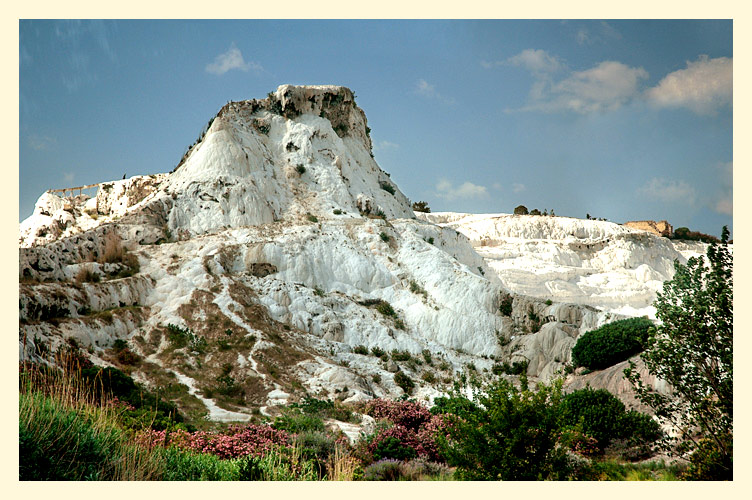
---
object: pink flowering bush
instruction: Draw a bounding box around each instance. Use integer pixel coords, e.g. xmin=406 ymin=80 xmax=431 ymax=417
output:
xmin=359 ymin=399 xmax=451 ymax=464
xmin=363 ymin=399 xmax=432 ymax=430
xmin=137 ymin=424 xmax=290 ymax=460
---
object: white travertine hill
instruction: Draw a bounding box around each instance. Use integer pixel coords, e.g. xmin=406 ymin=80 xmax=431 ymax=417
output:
xmin=419 ymin=212 xmax=708 ymax=318
xmin=20 ymin=85 xmax=697 ymax=421
xmin=164 ymin=85 xmax=414 ymax=235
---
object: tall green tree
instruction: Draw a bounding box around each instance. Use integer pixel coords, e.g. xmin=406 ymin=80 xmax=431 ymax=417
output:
xmin=625 ymin=226 xmax=732 ymax=479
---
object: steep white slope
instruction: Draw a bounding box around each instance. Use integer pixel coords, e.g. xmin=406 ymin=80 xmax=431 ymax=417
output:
xmin=165 ymin=85 xmax=413 ymax=235
xmin=420 ymin=212 xmax=707 ymax=318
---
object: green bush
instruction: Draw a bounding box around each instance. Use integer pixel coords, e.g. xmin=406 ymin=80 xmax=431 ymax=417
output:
xmin=375 ymin=301 xmax=397 ymax=317
xmin=421 ymin=349 xmax=433 ymax=364
xmin=391 ymin=350 xmax=412 ymax=362
xmin=430 ymin=396 xmax=480 ymax=418
xmin=499 ymin=294 xmax=513 ymax=316
xmin=291 ymin=397 xmax=358 ymax=422
xmin=437 ymin=377 xmax=572 ymax=480
xmin=571 ymin=317 xmax=653 ymax=370
xmin=513 ymin=205 xmax=529 ymax=215
xmin=371 ymin=346 xmax=387 ymax=358
xmin=373 ymin=436 xmax=417 ymax=461
xmin=354 ymin=345 xmax=370 ymax=355
xmin=560 ymin=387 xmax=662 ymax=452
xmin=272 ymin=409 xmax=325 ymax=433
xmin=491 ymin=360 xmax=528 ymax=376
xmin=296 ymin=164 xmax=306 ymax=174
xmin=380 ymin=182 xmax=396 ymax=195
xmin=379 ymin=232 xmax=390 ymax=242
xmin=394 ymin=371 xmax=414 ymax=395
xmin=683 ymin=434 xmax=732 ymax=480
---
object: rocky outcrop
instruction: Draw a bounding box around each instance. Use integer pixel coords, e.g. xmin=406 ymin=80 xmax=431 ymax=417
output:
xmin=624 ymin=220 xmax=673 ymax=237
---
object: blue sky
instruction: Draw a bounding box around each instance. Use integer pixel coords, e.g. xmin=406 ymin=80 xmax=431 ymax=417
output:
xmin=19 ymin=20 xmax=733 ymax=237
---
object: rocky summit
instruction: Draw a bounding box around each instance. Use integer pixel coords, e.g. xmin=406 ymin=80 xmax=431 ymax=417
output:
xmin=19 ymin=85 xmax=708 ymax=422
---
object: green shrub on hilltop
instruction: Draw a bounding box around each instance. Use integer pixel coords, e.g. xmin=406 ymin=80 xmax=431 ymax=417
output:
xmin=571 ymin=317 xmax=653 ymax=370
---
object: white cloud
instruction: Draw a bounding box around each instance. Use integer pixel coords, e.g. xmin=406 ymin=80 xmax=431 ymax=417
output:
xmin=645 ymin=56 xmax=732 ymax=115
xmin=27 ymin=135 xmax=56 ymax=151
xmin=436 ymin=179 xmax=488 ymax=200
xmin=638 ymin=177 xmax=696 ymax=204
xmin=482 ymin=49 xmax=563 ymax=76
xmin=415 ymin=79 xmax=455 ymax=104
xmin=513 ymin=183 xmax=526 ymax=193
xmin=517 ymin=61 xmax=648 ymax=114
xmin=373 ymin=140 xmax=399 ymax=152
xmin=575 ymin=22 xmax=621 ymax=46
xmin=506 ymin=49 xmax=563 ymax=75
xmin=206 ymin=43 xmax=262 ymax=75
xmin=576 ymin=29 xmax=591 ymax=46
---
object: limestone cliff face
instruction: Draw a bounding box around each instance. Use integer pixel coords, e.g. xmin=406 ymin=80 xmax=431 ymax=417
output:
xmin=624 ymin=220 xmax=673 ymax=237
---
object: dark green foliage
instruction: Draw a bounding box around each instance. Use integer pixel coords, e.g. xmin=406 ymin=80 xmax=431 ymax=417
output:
xmin=530 ymin=208 xmax=541 ymax=216
xmin=545 ymin=299 xmax=553 ymax=306
xmin=683 ymin=435 xmax=732 ymax=480
xmin=430 ymin=396 xmax=480 ymax=419
xmin=380 ymin=182 xmax=396 ymax=195
xmin=379 ymin=232 xmax=390 ymax=242
xmin=421 ymin=349 xmax=433 ymax=365
xmin=290 ymin=396 xmax=357 ymax=423
xmin=426 ymin=237 xmax=435 ymax=245
xmin=411 ymin=201 xmax=431 ymax=213
xmin=670 ymin=227 xmax=720 ymax=244
xmin=394 ymin=319 xmax=405 ymax=330
xmin=572 ymin=317 xmax=653 ymax=370
xmin=410 ymin=280 xmax=427 ymax=296
xmin=499 ymin=294 xmax=513 ymax=316
xmin=374 ymin=300 xmax=397 ymax=318
xmin=421 ymin=372 xmax=436 ymax=383
xmin=491 ymin=360 xmax=528 ymax=376
xmin=560 ymin=387 xmax=661 ymax=450
xmin=391 ymin=350 xmax=412 ymax=362
xmin=373 ymin=436 xmax=417 ymax=461
xmin=513 ymin=205 xmax=529 ymax=215
xmin=296 ymin=164 xmax=306 ymax=174
xmin=333 ymin=209 xmax=342 ymax=215
xmin=307 ymin=213 xmax=318 ymax=223
xmin=78 ymin=366 xmax=185 ymax=432
xmin=371 ymin=346 xmax=387 ymax=358
xmin=333 ymin=123 xmax=349 ymax=137
xmin=625 ymin=232 xmax=732 ymax=479
xmin=394 ymin=371 xmax=414 ymax=395
xmin=354 ymin=345 xmax=370 ymax=355
xmin=437 ymin=377 xmax=571 ymax=480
